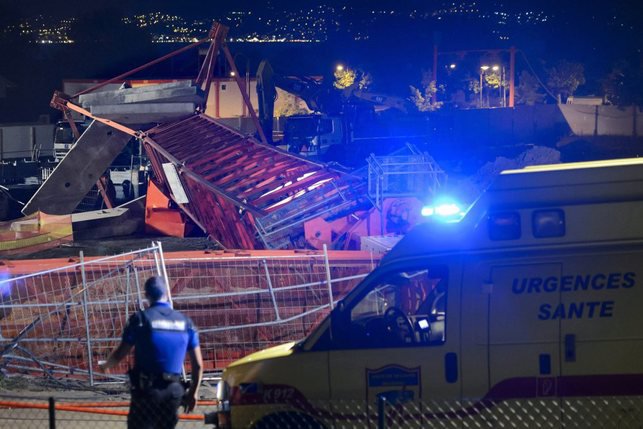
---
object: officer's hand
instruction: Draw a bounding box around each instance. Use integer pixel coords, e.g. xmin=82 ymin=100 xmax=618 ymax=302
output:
xmin=183 ymin=393 xmax=198 ymax=413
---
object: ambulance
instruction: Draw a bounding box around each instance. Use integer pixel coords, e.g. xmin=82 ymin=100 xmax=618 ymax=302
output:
xmin=209 ymin=158 xmax=643 ymax=428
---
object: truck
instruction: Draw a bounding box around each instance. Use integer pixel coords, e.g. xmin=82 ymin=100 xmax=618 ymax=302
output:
xmin=282 ymin=114 xmax=345 ymax=156
xmin=53 ymin=120 xmax=89 ymax=161
xmin=207 ymin=157 xmax=643 ymax=428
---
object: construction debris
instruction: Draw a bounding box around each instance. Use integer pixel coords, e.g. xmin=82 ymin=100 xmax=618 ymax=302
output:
xmin=22 ymin=121 xmax=131 ymax=215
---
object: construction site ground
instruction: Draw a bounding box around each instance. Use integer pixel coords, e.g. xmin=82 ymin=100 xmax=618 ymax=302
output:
xmin=0 ymin=372 xmax=218 ymax=428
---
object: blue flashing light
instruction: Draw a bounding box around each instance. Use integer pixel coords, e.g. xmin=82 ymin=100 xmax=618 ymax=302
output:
xmin=421 ymin=200 xmax=465 ymax=222
xmin=435 ymin=203 xmax=461 ymax=217
xmin=421 ymin=206 xmax=434 ymax=217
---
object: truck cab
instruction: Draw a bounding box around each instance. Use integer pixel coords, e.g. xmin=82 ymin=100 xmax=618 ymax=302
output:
xmin=53 ymin=120 xmax=88 ymax=161
xmin=211 ymin=158 xmax=643 ymax=428
xmin=283 ymin=114 xmax=345 ymax=157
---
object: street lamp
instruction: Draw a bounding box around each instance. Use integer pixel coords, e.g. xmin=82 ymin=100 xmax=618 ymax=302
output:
xmin=480 ymin=65 xmax=489 ymax=107
xmin=492 ymin=65 xmax=502 ymax=107
xmin=501 ymin=66 xmax=507 ymax=107
xmin=232 ymin=53 xmax=251 ymax=117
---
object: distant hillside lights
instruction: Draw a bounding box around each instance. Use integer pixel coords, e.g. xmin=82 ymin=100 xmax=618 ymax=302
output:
xmin=9 ymin=6 xmax=553 ymax=45
xmin=13 ymin=16 xmax=76 ymax=44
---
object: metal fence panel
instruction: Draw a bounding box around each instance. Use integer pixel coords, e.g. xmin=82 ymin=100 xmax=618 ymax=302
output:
xmin=1 ymin=246 xmax=379 ymax=386
xmin=162 ymin=249 xmax=378 ymax=371
xmin=0 ymin=245 xmax=164 ymax=385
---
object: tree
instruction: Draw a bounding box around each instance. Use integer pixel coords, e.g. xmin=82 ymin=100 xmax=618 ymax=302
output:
xmin=602 ymin=60 xmax=643 ymax=106
xmin=515 ymin=71 xmax=546 ymax=105
xmin=546 ymin=60 xmax=585 ymax=104
xmin=485 ymin=71 xmax=501 ymax=90
xmin=409 ymin=69 xmax=443 ymax=112
xmin=334 ymin=66 xmax=371 ymax=91
xmin=334 ymin=66 xmax=356 ymax=89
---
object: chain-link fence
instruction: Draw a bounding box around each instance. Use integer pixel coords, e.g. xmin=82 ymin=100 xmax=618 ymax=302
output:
xmin=2 ymin=388 xmax=643 ymax=428
xmin=211 ymin=396 xmax=643 ymax=429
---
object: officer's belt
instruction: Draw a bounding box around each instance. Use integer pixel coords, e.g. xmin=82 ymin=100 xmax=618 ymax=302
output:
xmin=139 ymin=372 xmax=182 ymax=383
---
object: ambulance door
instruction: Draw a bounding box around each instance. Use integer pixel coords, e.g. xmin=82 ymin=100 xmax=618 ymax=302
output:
xmin=559 ymin=252 xmax=643 ymax=424
xmin=328 ymin=262 xmax=461 ymax=426
xmin=488 ymin=263 xmax=562 ymax=419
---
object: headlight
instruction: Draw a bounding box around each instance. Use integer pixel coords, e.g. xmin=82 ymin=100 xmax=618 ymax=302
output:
xmin=216 ymin=380 xmax=230 ymax=401
xmin=205 ymin=381 xmax=231 ymax=428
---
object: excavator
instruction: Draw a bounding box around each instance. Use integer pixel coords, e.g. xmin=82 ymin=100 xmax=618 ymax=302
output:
xmin=256 ymin=60 xmax=419 ymax=166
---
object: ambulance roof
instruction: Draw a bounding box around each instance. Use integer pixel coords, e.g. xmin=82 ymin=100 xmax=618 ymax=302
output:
xmin=382 ymin=158 xmax=643 ymax=265
xmin=486 ymin=157 xmax=643 ymax=210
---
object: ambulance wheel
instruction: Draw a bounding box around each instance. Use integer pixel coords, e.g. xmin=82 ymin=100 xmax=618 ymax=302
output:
xmin=253 ymin=412 xmax=325 ymax=429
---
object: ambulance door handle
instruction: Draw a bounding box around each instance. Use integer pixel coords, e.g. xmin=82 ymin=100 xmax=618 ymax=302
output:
xmin=564 ymin=334 xmax=576 ymax=362
xmin=444 ymin=352 xmax=458 ymax=383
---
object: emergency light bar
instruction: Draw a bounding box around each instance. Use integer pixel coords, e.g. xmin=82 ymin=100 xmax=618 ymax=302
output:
xmin=421 ymin=201 xmax=465 ymax=222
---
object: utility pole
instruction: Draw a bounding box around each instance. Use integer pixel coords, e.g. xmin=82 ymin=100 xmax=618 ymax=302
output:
xmin=509 ymin=46 xmax=516 ymax=108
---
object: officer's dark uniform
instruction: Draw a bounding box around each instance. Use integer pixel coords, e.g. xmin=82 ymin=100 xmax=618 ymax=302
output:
xmin=122 ymin=301 xmax=199 ymax=429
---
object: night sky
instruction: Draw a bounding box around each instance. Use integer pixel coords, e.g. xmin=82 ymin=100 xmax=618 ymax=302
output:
xmin=0 ymin=0 xmax=641 ymax=122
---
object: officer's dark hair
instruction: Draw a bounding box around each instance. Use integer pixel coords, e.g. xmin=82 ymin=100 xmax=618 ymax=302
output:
xmin=144 ymin=276 xmax=167 ymax=303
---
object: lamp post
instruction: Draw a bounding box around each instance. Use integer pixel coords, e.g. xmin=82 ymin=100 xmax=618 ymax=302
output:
xmin=492 ymin=65 xmax=501 ymax=107
xmin=231 ymin=53 xmax=251 ymax=117
xmin=480 ymin=65 xmax=489 ymax=107
xmin=502 ymin=66 xmax=507 ymax=107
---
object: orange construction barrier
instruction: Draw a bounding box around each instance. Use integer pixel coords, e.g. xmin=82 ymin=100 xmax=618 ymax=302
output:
xmin=144 ymin=180 xmax=193 ymax=238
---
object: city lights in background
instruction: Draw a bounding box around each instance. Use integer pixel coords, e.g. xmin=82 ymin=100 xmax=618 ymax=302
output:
xmin=7 ymin=3 xmax=557 ymax=45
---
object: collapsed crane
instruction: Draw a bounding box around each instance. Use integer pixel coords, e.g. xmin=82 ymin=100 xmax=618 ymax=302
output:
xmin=33 ymin=22 xmax=443 ymax=250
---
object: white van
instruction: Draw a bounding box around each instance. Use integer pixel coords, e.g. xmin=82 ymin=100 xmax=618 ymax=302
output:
xmin=208 ymin=158 xmax=643 ymax=428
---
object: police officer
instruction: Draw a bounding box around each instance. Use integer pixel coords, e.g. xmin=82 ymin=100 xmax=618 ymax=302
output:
xmin=100 ymin=276 xmax=203 ymax=429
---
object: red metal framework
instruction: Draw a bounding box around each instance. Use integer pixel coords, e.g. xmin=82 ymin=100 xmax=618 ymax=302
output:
xmin=45 ymin=21 xmax=271 ymax=215
xmin=141 ymin=114 xmax=367 ymax=249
